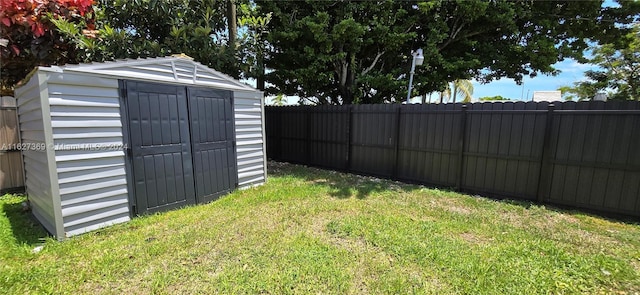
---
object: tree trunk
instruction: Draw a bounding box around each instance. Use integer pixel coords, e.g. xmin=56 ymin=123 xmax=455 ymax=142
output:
xmin=257 ymin=50 xmax=265 ymax=91
xmin=337 ymin=56 xmax=356 ymax=105
xmin=226 ymin=0 xmax=237 ymax=50
xmin=452 ymin=82 xmax=457 ymax=104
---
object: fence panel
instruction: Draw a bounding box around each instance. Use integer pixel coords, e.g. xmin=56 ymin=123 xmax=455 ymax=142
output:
xmin=265 ymin=101 xmax=640 ymax=217
xmin=546 ymin=109 xmax=640 ymax=216
xmin=279 ymin=107 xmax=308 ymax=164
xmin=0 ymin=96 xmax=25 ymax=193
xmin=397 ymin=104 xmax=462 ymax=187
xmin=462 ymin=103 xmax=548 ymax=200
xmin=308 ymin=106 xmax=350 ymax=170
xmin=349 ymin=104 xmax=398 ymax=177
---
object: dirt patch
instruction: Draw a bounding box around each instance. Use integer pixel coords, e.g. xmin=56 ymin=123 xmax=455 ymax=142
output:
xmin=459 ymin=232 xmax=491 ymax=245
xmin=308 ymin=178 xmax=338 ymax=186
xmin=560 ymin=227 xmax=623 ymax=251
xmin=447 ymin=206 xmax=473 ymax=215
xmin=553 ymin=213 xmax=579 ymax=224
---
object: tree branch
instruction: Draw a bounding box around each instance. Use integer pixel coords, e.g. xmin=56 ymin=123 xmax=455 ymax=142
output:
xmin=437 ymin=30 xmax=486 ymax=51
xmin=361 ymin=51 xmax=385 ymax=75
xmin=340 ymin=59 xmax=348 ymax=86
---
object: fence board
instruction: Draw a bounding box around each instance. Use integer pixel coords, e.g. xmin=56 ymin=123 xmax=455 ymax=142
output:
xmin=0 ymin=96 xmax=25 ymax=193
xmin=266 ymin=101 xmax=640 ymax=218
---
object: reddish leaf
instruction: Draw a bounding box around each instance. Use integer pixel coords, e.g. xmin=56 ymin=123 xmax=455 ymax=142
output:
xmin=32 ymin=22 xmax=45 ymax=37
xmin=10 ymin=44 xmax=20 ymax=55
xmin=0 ymin=17 xmax=11 ymax=27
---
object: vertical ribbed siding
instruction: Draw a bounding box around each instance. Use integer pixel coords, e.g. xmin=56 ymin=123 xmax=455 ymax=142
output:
xmin=15 ymin=74 xmax=58 ymax=235
xmin=16 ymin=58 xmax=263 ymax=238
xmin=46 ymin=73 xmax=130 ymax=237
xmin=234 ymin=90 xmax=266 ymax=187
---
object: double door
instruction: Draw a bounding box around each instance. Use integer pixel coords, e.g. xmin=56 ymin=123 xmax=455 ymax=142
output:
xmin=121 ymin=80 xmax=237 ymax=214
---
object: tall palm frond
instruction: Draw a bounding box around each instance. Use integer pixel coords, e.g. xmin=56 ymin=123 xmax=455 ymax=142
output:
xmin=451 ymin=79 xmax=474 ymax=103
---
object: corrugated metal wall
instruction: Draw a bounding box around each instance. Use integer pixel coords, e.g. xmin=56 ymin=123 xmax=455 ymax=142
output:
xmin=234 ymin=90 xmax=266 ymax=187
xmin=46 ymin=72 xmax=130 ymax=237
xmin=61 ymin=58 xmax=266 ymax=190
xmin=266 ymin=101 xmax=640 ymax=218
xmin=15 ymin=74 xmax=59 ymax=235
xmin=15 ymin=58 xmax=264 ymax=239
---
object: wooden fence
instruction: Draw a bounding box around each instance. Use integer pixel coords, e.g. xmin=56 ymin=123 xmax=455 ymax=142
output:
xmin=265 ymin=101 xmax=640 ymax=218
xmin=0 ymin=96 xmax=24 ymax=193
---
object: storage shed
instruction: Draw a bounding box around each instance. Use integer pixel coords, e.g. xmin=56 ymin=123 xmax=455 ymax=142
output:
xmin=14 ymin=56 xmax=266 ymax=239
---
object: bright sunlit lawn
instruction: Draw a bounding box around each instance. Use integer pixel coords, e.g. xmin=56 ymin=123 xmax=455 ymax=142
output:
xmin=1 ymin=162 xmax=639 ymax=294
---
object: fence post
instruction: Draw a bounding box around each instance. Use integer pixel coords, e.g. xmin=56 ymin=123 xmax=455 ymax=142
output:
xmin=346 ymin=106 xmax=353 ymax=171
xmin=305 ymin=106 xmax=311 ymax=164
xmin=392 ymin=105 xmax=402 ymax=179
xmin=277 ymin=108 xmax=283 ymax=161
xmin=456 ymin=105 xmax=468 ymax=190
xmin=536 ymin=103 xmax=555 ymax=203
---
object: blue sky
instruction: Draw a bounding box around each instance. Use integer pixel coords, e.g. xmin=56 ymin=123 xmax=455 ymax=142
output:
xmin=470 ymin=59 xmax=597 ymax=101
xmin=468 ymin=0 xmax=616 ymax=101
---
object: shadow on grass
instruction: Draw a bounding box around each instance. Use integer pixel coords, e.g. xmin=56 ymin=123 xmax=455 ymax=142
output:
xmin=498 ymin=198 xmax=640 ymax=224
xmin=267 ymin=161 xmax=640 ymax=224
xmin=2 ymin=198 xmax=49 ymax=247
xmin=268 ymin=161 xmax=422 ymax=199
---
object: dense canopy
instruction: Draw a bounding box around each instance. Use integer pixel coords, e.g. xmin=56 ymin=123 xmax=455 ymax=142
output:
xmin=1 ymin=0 xmax=639 ymax=103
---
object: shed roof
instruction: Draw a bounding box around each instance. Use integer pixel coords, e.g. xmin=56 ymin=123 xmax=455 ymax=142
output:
xmin=36 ymin=56 xmax=258 ymax=93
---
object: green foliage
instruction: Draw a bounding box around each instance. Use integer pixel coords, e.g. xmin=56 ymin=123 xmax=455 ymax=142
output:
xmin=270 ymin=94 xmax=286 ymax=106
xmin=237 ymin=2 xmax=271 ymax=89
xmin=451 ymin=79 xmax=474 ymax=103
xmin=557 ymin=84 xmax=599 ymax=101
xmin=257 ymin=0 xmax=640 ymax=104
xmin=1 ymin=0 xmax=245 ymax=89
xmin=0 ymin=0 xmax=95 ymax=92
xmin=573 ymin=25 xmax=640 ymax=101
xmin=479 ymin=95 xmax=512 ymax=101
xmin=257 ymin=1 xmax=416 ymax=104
xmin=51 ymin=0 xmax=243 ymax=78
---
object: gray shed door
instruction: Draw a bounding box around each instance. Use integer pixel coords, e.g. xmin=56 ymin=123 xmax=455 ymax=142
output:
xmin=123 ymin=81 xmax=236 ymax=215
xmin=188 ymin=88 xmax=237 ymax=203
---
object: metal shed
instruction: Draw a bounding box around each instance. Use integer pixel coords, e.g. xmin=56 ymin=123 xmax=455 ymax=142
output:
xmin=14 ymin=56 xmax=266 ymax=239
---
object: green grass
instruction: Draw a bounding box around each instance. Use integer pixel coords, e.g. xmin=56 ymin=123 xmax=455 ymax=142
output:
xmin=1 ymin=162 xmax=639 ymax=294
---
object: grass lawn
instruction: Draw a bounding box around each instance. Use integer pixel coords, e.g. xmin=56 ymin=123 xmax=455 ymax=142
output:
xmin=1 ymin=162 xmax=639 ymax=294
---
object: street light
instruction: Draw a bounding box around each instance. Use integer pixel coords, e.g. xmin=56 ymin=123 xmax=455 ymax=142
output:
xmin=406 ymin=48 xmax=424 ymax=104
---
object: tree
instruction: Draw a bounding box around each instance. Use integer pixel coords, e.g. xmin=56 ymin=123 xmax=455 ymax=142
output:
xmin=0 ymin=0 xmax=95 ymax=92
xmin=270 ymin=94 xmax=286 ymax=106
xmin=52 ymin=0 xmax=244 ymax=78
xmin=237 ymin=2 xmax=271 ymax=90
xmin=256 ymin=0 xmax=639 ymax=105
xmin=439 ymin=88 xmax=450 ymax=104
xmin=451 ymin=80 xmax=474 ymax=103
xmin=226 ymin=0 xmax=237 ymax=50
xmin=431 ymin=80 xmax=473 ymax=103
xmin=557 ymin=24 xmax=640 ymax=101
xmin=256 ymin=0 xmax=416 ymax=104
xmin=557 ymin=84 xmax=600 ymax=101
xmin=577 ymin=25 xmax=639 ymax=100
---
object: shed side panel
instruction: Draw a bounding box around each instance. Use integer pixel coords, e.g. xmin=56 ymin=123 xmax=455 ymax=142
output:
xmin=15 ymin=74 xmax=57 ymax=234
xmin=234 ymin=91 xmax=266 ymax=187
xmin=46 ymin=73 xmax=130 ymax=237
